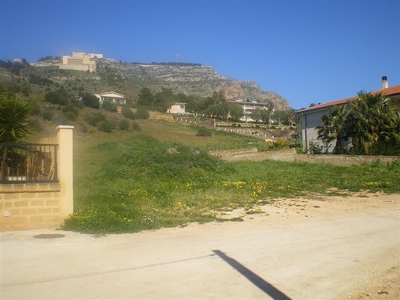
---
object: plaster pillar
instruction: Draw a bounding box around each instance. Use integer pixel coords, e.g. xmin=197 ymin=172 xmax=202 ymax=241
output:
xmin=57 ymin=125 xmax=74 ymax=218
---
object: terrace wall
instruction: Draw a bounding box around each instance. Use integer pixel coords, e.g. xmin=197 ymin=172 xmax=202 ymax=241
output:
xmin=211 ymin=148 xmax=399 ymax=166
xmin=0 ymin=126 xmax=74 ymax=230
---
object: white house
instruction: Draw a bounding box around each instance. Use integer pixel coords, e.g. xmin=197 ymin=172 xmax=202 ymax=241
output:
xmin=168 ymin=103 xmax=186 ymax=114
xmin=95 ymin=91 xmax=127 ymax=105
xmin=226 ymin=100 xmax=273 ymax=122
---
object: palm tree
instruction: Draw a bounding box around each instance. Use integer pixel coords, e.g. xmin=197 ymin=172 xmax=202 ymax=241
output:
xmin=316 ymin=104 xmax=349 ymax=153
xmin=0 ymin=97 xmax=34 ymax=180
xmin=347 ymin=92 xmax=399 ymax=154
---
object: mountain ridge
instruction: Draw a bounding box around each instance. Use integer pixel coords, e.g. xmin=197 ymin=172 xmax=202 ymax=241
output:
xmin=0 ymin=57 xmax=291 ymax=110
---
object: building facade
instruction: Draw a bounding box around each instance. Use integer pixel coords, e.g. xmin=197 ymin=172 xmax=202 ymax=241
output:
xmin=167 ymin=103 xmax=186 ymax=114
xmin=227 ymin=100 xmax=273 ymax=122
xmin=59 ymin=52 xmax=102 ymax=72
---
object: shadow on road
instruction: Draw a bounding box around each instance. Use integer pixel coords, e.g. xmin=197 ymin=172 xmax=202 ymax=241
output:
xmin=213 ymin=250 xmax=292 ymax=300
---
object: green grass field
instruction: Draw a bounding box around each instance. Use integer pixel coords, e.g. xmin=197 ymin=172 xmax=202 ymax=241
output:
xmin=62 ymin=119 xmax=400 ymax=233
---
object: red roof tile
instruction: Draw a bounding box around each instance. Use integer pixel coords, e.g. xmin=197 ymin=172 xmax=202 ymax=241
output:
xmin=297 ymin=85 xmax=400 ymax=114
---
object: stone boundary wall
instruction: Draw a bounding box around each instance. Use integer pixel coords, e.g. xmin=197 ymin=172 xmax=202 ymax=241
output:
xmin=0 ymin=183 xmax=62 ymax=229
xmin=293 ymin=154 xmax=400 ymax=167
xmin=210 ymin=148 xmax=399 ymax=166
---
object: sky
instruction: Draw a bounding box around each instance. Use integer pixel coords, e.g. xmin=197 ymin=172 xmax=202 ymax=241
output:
xmin=0 ymin=0 xmax=399 ymax=109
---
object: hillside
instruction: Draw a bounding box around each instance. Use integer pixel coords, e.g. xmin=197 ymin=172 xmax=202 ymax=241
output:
xmin=0 ymin=57 xmax=290 ymax=110
xmin=98 ymin=59 xmax=290 ymax=110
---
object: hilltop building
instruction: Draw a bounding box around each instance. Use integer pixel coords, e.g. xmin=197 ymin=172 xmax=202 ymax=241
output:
xmin=59 ymin=52 xmax=103 ymax=72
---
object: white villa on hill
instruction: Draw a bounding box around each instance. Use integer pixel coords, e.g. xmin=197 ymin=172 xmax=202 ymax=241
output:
xmin=167 ymin=103 xmax=186 ymax=114
xmin=226 ymin=100 xmax=273 ymax=122
xmin=95 ymin=91 xmax=126 ymax=105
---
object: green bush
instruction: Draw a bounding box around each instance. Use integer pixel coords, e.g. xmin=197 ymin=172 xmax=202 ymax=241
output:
xmin=132 ymin=122 xmax=141 ymax=131
xmin=64 ymin=111 xmax=77 ymax=121
xmin=44 ymin=89 xmax=72 ymax=105
xmin=102 ymin=101 xmax=118 ymax=112
xmin=30 ymin=103 xmax=41 ymax=116
xmin=27 ymin=118 xmax=43 ymax=131
xmin=42 ymin=109 xmax=53 ymax=121
xmin=81 ymin=92 xmax=100 ymax=109
xmin=196 ymin=127 xmax=212 ymax=137
xmin=85 ymin=111 xmax=105 ymax=126
xmin=98 ymin=119 xmax=114 ymax=133
xmin=135 ymin=107 xmax=149 ymax=119
xmin=122 ymin=107 xmax=135 ymax=120
xmin=119 ymin=119 xmax=130 ymax=130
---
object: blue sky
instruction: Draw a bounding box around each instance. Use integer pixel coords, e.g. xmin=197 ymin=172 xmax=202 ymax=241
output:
xmin=0 ymin=0 xmax=399 ymax=109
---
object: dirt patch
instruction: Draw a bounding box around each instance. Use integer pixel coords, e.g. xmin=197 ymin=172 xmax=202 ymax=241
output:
xmin=214 ymin=193 xmax=400 ymax=298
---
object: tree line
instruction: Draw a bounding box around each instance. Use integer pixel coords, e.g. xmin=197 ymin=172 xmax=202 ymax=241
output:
xmin=137 ymin=87 xmax=296 ymax=125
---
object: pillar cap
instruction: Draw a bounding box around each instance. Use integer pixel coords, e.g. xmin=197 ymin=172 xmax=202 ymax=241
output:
xmin=56 ymin=125 xmax=74 ymax=130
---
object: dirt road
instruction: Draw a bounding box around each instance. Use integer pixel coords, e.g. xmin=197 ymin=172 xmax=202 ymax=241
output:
xmin=1 ymin=193 xmax=399 ymax=299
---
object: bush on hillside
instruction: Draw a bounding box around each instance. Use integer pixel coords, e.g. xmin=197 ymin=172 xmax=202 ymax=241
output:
xmin=122 ymin=107 xmax=135 ymax=120
xmin=135 ymin=107 xmax=149 ymax=119
xmin=42 ymin=109 xmax=53 ymax=121
xmin=81 ymin=92 xmax=100 ymax=109
xmin=85 ymin=111 xmax=106 ymax=126
xmin=119 ymin=119 xmax=130 ymax=130
xmin=196 ymin=127 xmax=212 ymax=137
xmin=98 ymin=119 xmax=114 ymax=133
xmin=132 ymin=121 xmax=141 ymax=131
xmin=29 ymin=102 xmax=41 ymax=116
xmin=102 ymin=101 xmax=118 ymax=112
xmin=27 ymin=118 xmax=43 ymax=132
xmin=44 ymin=89 xmax=72 ymax=105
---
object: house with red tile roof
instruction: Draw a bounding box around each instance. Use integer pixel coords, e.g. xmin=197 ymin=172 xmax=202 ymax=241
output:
xmin=296 ymin=77 xmax=400 ymax=153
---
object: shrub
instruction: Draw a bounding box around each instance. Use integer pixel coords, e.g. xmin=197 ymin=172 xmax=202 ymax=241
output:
xmin=85 ymin=111 xmax=105 ymax=126
xmin=44 ymin=89 xmax=71 ymax=105
xmin=64 ymin=111 xmax=77 ymax=121
xmin=308 ymin=141 xmax=323 ymax=154
xmin=81 ymin=92 xmax=100 ymax=109
xmin=30 ymin=103 xmax=41 ymax=116
xmin=274 ymin=138 xmax=292 ymax=149
xmin=42 ymin=109 xmax=53 ymax=121
xmin=196 ymin=127 xmax=212 ymax=137
xmin=135 ymin=107 xmax=149 ymax=119
xmin=62 ymin=102 xmax=79 ymax=116
xmin=122 ymin=107 xmax=135 ymax=120
xmin=98 ymin=119 xmax=114 ymax=133
xmin=119 ymin=119 xmax=130 ymax=130
xmin=132 ymin=122 xmax=141 ymax=131
xmin=102 ymin=101 xmax=118 ymax=112
xmin=27 ymin=118 xmax=43 ymax=132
